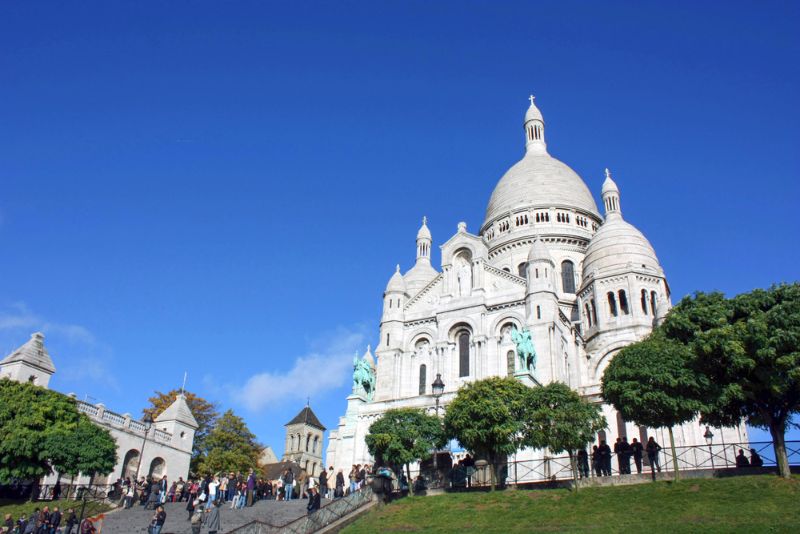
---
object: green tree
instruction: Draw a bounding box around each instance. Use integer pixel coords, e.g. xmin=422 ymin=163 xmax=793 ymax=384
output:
xmin=525 ymin=382 xmax=606 ymax=489
xmin=196 ymin=409 xmax=260 ymax=475
xmin=143 ymin=389 xmax=219 ymax=471
xmin=601 ymin=334 xmax=704 ymax=480
xmin=46 ymin=414 xmax=117 ymax=481
xmin=662 ymin=285 xmax=800 ymax=479
xmin=0 ymin=378 xmax=117 ymax=486
xmin=365 ymin=408 xmax=445 ymax=490
xmin=443 ymin=377 xmax=529 ymax=490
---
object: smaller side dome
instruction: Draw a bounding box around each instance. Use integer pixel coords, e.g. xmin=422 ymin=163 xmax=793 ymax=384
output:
xmin=386 ymin=264 xmax=406 ymax=293
xmin=527 ymin=237 xmax=554 ymax=263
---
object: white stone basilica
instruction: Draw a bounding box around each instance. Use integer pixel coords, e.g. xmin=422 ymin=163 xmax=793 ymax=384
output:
xmin=326 ymin=97 xmax=746 ymax=475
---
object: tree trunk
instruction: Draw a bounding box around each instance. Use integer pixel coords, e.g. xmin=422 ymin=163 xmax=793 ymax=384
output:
xmin=668 ymin=426 xmax=680 ymax=482
xmin=489 ymin=455 xmax=496 ymax=491
xmin=769 ymin=421 xmax=791 ymax=479
xmin=405 ymin=463 xmax=413 ymax=495
xmin=569 ymin=451 xmax=579 ymax=492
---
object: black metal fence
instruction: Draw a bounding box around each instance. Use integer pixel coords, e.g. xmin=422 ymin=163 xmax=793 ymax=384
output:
xmin=0 ymin=483 xmax=114 ymax=502
xmin=409 ymin=440 xmax=800 ymax=489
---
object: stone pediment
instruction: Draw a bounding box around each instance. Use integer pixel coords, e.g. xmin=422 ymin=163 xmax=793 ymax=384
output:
xmin=483 ymin=263 xmax=526 ymax=292
xmin=404 ymin=273 xmax=444 ymax=313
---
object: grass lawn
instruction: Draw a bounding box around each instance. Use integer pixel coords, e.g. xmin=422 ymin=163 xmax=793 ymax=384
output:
xmin=343 ymin=475 xmax=800 ymax=533
xmin=0 ymin=499 xmax=112 ymax=522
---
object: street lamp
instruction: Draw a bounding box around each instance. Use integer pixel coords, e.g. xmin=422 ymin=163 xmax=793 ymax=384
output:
xmin=431 ymin=374 xmax=445 ymax=477
xmin=135 ymin=414 xmax=154 ymax=481
xmin=704 ymin=426 xmax=715 ymax=469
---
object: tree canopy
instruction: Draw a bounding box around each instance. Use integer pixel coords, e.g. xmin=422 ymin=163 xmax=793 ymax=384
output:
xmin=662 ymin=284 xmax=800 ymax=478
xmin=443 ymin=377 xmax=530 ymax=489
xmin=144 ymin=389 xmax=218 ymax=469
xmin=601 ymin=334 xmax=705 ymax=478
xmin=526 ymin=382 xmax=606 ymax=455
xmin=365 ymin=407 xmax=445 ymax=487
xmin=0 ymin=378 xmax=116 ymax=483
xmin=196 ymin=409 xmax=260 ymax=475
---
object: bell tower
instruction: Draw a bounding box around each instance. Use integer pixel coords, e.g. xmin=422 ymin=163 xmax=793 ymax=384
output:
xmin=282 ymin=404 xmax=326 ymax=476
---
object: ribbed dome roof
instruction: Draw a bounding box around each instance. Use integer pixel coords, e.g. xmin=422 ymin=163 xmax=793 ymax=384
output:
xmin=582 ymin=215 xmax=660 ymax=280
xmin=527 ymin=237 xmax=553 ymax=263
xmin=484 ymin=151 xmax=600 ymax=228
xmin=404 ymin=262 xmax=438 ymax=294
xmin=386 ymin=265 xmax=406 ymax=293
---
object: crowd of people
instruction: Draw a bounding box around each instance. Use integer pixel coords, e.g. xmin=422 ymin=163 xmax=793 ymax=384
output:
xmin=1 ymin=506 xmax=86 ymax=534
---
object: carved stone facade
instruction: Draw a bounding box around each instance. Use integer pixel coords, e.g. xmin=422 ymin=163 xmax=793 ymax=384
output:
xmin=325 ymin=97 xmax=747 ymax=476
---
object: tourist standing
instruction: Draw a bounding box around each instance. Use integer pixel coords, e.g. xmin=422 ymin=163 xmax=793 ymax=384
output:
xmin=736 ymin=449 xmax=750 ymax=468
xmin=620 ymin=437 xmax=632 ymax=474
xmin=646 ymin=437 xmax=662 ymax=472
xmin=318 ymin=468 xmax=329 ymax=499
xmin=3 ymin=514 xmax=13 ymax=533
xmin=50 ymin=507 xmax=61 ymax=534
xmin=348 ymin=466 xmax=358 ymax=494
xmin=750 ymin=449 xmax=764 ymax=467
xmin=284 ymin=469 xmax=295 ymax=502
xmin=63 ymin=509 xmax=77 ymax=534
xmin=631 ymin=438 xmax=644 ymax=474
xmin=207 ymin=476 xmax=219 ymax=510
xmin=298 ymin=468 xmax=308 ymax=499
xmin=246 ymin=470 xmax=256 ymax=507
xmin=189 ymin=506 xmax=203 ymax=534
xmin=591 ymin=445 xmax=602 ymax=477
xmin=205 ymin=501 xmax=221 ymax=534
xmin=598 ymin=441 xmax=612 ymax=476
xmin=306 ymin=487 xmax=321 ymax=515
xmin=335 ymin=469 xmax=345 ymax=498
xmin=577 ymin=449 xmax=590 ymax=479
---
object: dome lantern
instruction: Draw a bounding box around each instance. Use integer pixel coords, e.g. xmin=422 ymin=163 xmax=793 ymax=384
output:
xmin=525 ymin=95 xmax=546 ymax=154
xmin=416 ymin=216 xmax=432 ymax=264
xmin=602 ymin=168 xmax=621 ymax=218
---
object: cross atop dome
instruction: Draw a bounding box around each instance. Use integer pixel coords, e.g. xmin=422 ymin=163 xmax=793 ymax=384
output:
xmin=529 ymin=94 xmax=536 ymax=105
xmin=524 ymin=95 xmax=545 ymax=152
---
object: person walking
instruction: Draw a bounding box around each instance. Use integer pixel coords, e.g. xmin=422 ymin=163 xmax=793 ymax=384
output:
xmin=63 ymin=509 xmax=77 ymax=534
xmin=205 ymin=500 xmax=221 ymax=534
xmin=646 ymin=437 xmax=662 ymax=473
xmin=148 ymin=505 xmax=166 ymax=534
xmin=631 ymin=438 xmax=644 ymax=474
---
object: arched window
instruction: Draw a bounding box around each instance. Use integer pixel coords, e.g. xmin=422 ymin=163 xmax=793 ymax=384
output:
xmin=591 ymin=299 xmax=598 ymax=325
xmin=584 ymin=304 xmax=592 ymax=327
xmin=517 ymin=263 xmax=527 ymax=279
xmin=618 ymin=290 xmax=629 ymax=315
xmin=502 ymin=267 xmax=510 ymax=273
xmin=290 ymin=435 xmax=295 ymax=451
xmin=149 ymin=457 xmax=166 ymax=478
xmin=507 ymin=350 xmax=515 ymax=376
xmin=641 ymin=289 xmax=649 ymax=314
xmin=561 ymin=260 xmax=576 ymax=293
xmin=419 ymin=364 xmax=427 ymax=395
xmin=608 ymin=292 xmax=618 ymax=317
xmin=458 ymin=331 xmax=470 ymax=377
xmin=313 ymin=435 xmax=319 ymax=454
xmin=650 ymin=291 xmax=658 ymax=316
xmin=306 ymin=434 xmax=311 ymax=452
xmin=536 ymin=305 xmax=541 ymax=319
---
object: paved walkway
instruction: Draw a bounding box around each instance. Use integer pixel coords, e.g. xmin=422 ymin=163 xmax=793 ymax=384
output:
xmin=98 ymin=499 xmax=314 ymax=533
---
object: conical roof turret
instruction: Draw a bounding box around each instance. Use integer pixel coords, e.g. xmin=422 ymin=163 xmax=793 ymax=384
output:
xmin=385 ymin=265 xmax=406 ymax=293
xmin=155 ymin=393 xmax=199 ymax=429
xmin=527 ymin=237 xmax=554 ymax=263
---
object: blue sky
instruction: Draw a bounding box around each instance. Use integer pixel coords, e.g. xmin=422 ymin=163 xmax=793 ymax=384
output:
xmin=1 ymin=1 xmax=798 ymax=457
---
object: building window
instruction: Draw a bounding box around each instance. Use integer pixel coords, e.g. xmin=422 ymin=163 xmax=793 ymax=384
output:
xmin=561 ymin=260 xmax=576 ymax=293
xmin=641 ymin=289 xmax=649 ymax=314
xmin=507 ymin=350 xmax=515 ymax=376
xmin=536 ymin=305 xmax=541 ymax=319
xmin=650 ymin=291 xmax=658 ymax=316
xmin=386 ymin=333 xmax=390 ymax=346
xmin=608 ymin=292 xmax=618 ymax=317
xmin=619 ymin=290 xmax=629 ymax=315
xmin=584 ymin=304 xmax=592 ymax=327
xmin=591 ymin=299 xmax=598 ymax=325
xmin=518 ymin=263 xmax=527 ymax=279
xmin=458 ymin=332 xmax=470 ymax=377
xmin=419 ymin=364 xmax=427 ymax=395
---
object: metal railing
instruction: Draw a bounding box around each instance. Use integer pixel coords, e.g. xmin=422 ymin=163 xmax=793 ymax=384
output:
xmin=0 ymin=483 xmax=114 ymax=502
xmin=408 ymin=441 xmax=799 ymax=489
xmin=226 ymin=485 xmax=375 ymax=534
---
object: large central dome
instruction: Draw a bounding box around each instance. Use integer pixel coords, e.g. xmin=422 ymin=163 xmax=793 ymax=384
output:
xmin=482 ymin=98 xmax=600 ymax=232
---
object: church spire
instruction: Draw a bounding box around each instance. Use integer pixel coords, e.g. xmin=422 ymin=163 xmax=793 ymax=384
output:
xmin=524 ymin=95 xmax=546 ymax=153
xmin=416 ymin=216 xmax=432 ymax=264
xmin=601 ymin=168 xmax=622 ymax=218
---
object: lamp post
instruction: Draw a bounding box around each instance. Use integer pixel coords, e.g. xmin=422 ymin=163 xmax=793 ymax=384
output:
xmin=135 ymin=414 xmax=154 ymax=481
xmin=704 ymin=426 xmax=714 ymax=469
xmin=431 ymin=373 xmax=445 ymax=478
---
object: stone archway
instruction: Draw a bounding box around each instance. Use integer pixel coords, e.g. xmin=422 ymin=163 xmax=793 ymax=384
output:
xmin=149 ymin=457 xmax=166 ymax=478
xmin=122 ymin=449 xmax=140 ymax=479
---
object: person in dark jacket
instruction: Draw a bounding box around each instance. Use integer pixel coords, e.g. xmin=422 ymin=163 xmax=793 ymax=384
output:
xmin=63 ymin=509 xmax=77 ymax=534
xmin=631 ymin=438 xmax=644 ymax=474
xmin=50 ymin=507 xmax=62 ymax=534
xmin=750 ymin=449 xmax=764 ymax=467
xmin=598 ymin=441 xmax=612 ymax=476
xmin=335 ymin=469 xmax=345 ymax=498
xmin=591 ymin=445 xmax=602 ymax=477
xmin=736 ymin=449 xmax=750 ymax=468
xmin=318 ymin=469 xmax=329 ymax=499
xmin=577 ymin=449 xmax=590 ymax=479
xmin=306 ymin=488 xmax=321 ymax=515
xmin=205 ymin=500 xmax=221 ymax=534
xmin=646 ymin=437 xmax=662 ymax=472
xmin=619 ymin=437 xmax=632 ymax=474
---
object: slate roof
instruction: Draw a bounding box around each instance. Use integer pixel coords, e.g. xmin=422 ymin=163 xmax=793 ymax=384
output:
xmin=285 ymin=406 xmax=326 ymax=430
xmin=0 ymin=332 xmax=56 ymax=374
xmin=154 ymin=393 xmax=199 ymax=429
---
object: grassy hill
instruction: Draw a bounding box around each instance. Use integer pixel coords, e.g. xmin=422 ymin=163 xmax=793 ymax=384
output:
xmin=343 ymin=475 xmax=800 ymax=533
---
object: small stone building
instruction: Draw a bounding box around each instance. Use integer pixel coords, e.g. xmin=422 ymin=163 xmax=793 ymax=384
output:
xmin=282 ymin=405 xmax=326 ymax=476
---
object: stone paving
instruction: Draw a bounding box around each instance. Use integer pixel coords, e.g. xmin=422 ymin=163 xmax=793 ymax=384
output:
xmin=97 ymin=498 xmax=316 ymax=533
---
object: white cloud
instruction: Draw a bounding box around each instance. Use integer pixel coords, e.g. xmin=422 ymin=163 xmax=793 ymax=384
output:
xmin=229 ymin=327 xmax=367 ymax=411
